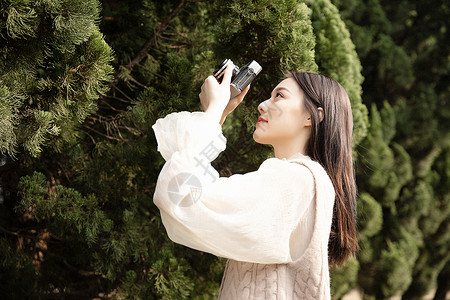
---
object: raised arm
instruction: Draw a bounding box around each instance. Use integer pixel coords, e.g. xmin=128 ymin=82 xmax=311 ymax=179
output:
xmin=152 ymin=111 xmax=315 ymax=264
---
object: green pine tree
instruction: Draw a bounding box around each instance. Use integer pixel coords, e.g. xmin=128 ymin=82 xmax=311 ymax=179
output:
xmin=1 ymin=0 xmax=370 ymax=298
xmin=334 ymin=0 xmax=450 ymax=298
xmin=0 ymin=0 xmax=114 ymax=157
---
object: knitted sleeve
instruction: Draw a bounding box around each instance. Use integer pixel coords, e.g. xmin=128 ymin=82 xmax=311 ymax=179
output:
xmin=152 ymin=111 xmax=315 ymax=264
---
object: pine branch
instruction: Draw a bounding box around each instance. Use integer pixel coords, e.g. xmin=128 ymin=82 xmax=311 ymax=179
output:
xmin=158 ymin=33 xmax=190 ymax=46
xmin=62 ymin=258 xmax=106 ymax=278
xmin=127 ymin=75 xmax=149 ymax=89
xmin=135 ymin=63 xmax=165 ymax=79
xmin=83 ymin=130 xmax=97 ymax=145
xmin=157 ymin=43 xmax=188 ymax=49
xmin=126 ymin=0 xmax=188 ymax=71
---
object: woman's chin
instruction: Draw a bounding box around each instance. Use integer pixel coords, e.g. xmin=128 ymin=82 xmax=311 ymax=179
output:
xmin=252 ymin=131 xmax=268 ymax=144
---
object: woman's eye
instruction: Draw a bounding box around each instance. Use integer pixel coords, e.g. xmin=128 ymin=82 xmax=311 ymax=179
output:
xmin=275 ymin=92 xmax=283 ymax=98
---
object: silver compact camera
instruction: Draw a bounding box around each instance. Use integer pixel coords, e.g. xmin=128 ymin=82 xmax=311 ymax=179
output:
xmin=213 ymin=59 xmax=262 ymax=99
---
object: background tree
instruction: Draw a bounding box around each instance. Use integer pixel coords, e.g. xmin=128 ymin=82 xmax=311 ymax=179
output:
xmin=1 ymin=0 xmax=113 ymax=298
xmin=333 ymin=0 xmax=450 ymax=298
xmin=0 ymin=0 xmax=113 ymax=157
xmin=2 ymin=0 xmax=448 ymax=299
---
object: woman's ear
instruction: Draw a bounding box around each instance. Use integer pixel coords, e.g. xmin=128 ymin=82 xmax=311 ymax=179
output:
xmin=305 ymin=116 xmax=312 ymax=127
xmin=318 ymin=107 xmax=324 ymax=122
xmin=305 ymin=108 xmax=324 ymax=126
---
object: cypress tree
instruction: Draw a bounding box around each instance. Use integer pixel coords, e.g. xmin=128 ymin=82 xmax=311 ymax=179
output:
xmin=0 ymin=0 xmax=114 ymax=297
xmin=0 ymin=0 xmax=114 ymax=157
xmin=334 ymin=0 xmax=450 ymax=298
xmin=0 ymin=0 xmax=369 ymax=298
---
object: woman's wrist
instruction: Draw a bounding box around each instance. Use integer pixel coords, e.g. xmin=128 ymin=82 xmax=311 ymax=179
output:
xmin=204 ymin=108 xmax=223 ymax=125
xmin=219 ymin=115 xmax=226 ymax=125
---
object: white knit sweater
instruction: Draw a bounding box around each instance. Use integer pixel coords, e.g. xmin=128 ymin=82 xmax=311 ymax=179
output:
xmin=152 ymin=111 xmax=335 ymax=299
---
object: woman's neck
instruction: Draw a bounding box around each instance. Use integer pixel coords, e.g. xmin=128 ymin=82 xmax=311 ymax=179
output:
xmin=273 ymin=143 xmax=308 ymax=160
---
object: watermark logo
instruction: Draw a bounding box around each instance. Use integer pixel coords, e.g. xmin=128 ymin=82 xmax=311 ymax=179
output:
xmin=258 ymin=99 xmax=283 ymax=131
xmin=253 ymin=98 xmax=283 ymax=139
xmin=262 ymin=99 xmax=283 ymax=119
xmin=165 ymin=98 xmax=284 ymax=207
xmin=193 ymin=138 xmax=225 ymax=182
xmin=0 ymin=156 xmax=6 ymax=167
xmin=167 ymin=172 xmax=202 ymax=207
xmin=166 ymin=133 xmax=226 ymax=206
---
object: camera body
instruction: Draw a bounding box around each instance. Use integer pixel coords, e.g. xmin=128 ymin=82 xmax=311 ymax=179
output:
xmin=213 ymin=59 xmax=262 ymax=99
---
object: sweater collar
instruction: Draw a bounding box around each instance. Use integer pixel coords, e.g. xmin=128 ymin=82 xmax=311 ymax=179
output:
xmin=281 ymin=152 xmax=311 ymax=162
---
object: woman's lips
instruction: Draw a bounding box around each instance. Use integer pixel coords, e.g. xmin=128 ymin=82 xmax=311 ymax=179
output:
xmin=256 ymin=117 xmax=268 ymax=125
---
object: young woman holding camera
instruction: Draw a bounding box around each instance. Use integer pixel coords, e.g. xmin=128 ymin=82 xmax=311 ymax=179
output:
xmin=152 ymin=64 xmax=358 ymax=299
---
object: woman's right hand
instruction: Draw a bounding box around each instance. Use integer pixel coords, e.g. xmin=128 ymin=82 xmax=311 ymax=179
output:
xmin=199 ymin=64 xmax=250 ymax=124
xmin=199 ymin=64 xmax=233 ymax=123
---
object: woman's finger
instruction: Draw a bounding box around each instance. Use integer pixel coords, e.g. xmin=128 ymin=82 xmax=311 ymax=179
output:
xmin=233 ymin=84 xmax=250 ymax=101
xmin=221 ymin=63 xmax=233 ymax=86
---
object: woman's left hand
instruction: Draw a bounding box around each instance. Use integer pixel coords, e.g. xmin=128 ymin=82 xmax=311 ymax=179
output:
xmin=218 ymin=85 xmax=249 ymax=125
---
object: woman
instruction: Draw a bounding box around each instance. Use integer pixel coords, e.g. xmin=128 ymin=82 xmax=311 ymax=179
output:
xmin=152 ymin=64 xmax=358 ymax=299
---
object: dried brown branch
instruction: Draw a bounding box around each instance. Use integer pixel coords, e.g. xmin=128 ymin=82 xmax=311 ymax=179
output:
xmin=135 ymin=63 xmax=165 ymax=79
xmin=83 ymin=125 xmax=129 ymax=142
xmin=112 ymin=85 xmax=134 ymax=102
xmin=128 ymin=76 xmax=149 ymax=89
xmin=102 ymin=95 xmax=130 ymax=104
xmin=85 ymin=114 xmax=143 ymax=141
xmin=157 ymin=33 xmax=190 ymax=45
xmin=62 ymin=258 xmax=107 ymax=278
xmin=0 ymin=225 xmax=26 ymax=237
xmin=98 ymin=99 xmax=126 ymax=113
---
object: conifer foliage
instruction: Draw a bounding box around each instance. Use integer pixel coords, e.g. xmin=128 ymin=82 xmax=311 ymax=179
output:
xmin=0 ymin=0 xmax=114 ymax=157
xmin=0 ymin=0 xmax=448 ymax=299
xmin=333 ymin=0 xmax=450 ymax=298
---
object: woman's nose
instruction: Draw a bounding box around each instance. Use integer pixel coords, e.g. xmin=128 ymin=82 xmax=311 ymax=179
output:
xmin=258 ymin=99 xmax=269 ymax=114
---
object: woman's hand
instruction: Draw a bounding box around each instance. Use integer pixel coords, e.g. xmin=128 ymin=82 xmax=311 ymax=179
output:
xmin=199 ymin=64 xmax=250 ymax=125
xmin=218 ymin=85 xmax=250 ymax=125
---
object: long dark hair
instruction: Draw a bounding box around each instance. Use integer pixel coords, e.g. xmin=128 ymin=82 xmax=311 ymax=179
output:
xmin=289 ymin=71 xmax=358 ymax=266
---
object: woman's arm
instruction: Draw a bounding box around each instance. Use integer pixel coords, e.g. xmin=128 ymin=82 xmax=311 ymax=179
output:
xmin=152 ymin=111 xmax=316 ymax=264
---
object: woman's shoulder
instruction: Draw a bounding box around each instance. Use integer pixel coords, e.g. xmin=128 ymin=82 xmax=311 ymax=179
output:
xmin=259 ymin=154 xmax=321 ymax=174
xmin=257 ymin=156 xmax=316 ymax=186
xmin=260 ymin=155 xmax=334 ymax=194
xmin=259 ymin=156 xmax=311 ymax=172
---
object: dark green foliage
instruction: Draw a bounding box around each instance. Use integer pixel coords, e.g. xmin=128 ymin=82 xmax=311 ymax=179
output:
xmin=2 ymin=0 xmax=448 ymax=298
xmin=0 ymin=238 xmax=36 ymax=298
xmin=309 ymin=0 xmax=368 ymax=146
xmin=0 ymin=0 xmax=114 ymax=157
xmin=334 ymin=0 xmax=450 ymax=298
xmin=329 ymin=257 xmax=359 ymax=299
xmin=16 ymin=172 xmax=113 ymax=246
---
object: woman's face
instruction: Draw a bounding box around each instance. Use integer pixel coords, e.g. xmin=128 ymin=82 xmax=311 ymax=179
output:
xmin=253 ymin=77 xmax=312 ymax=146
